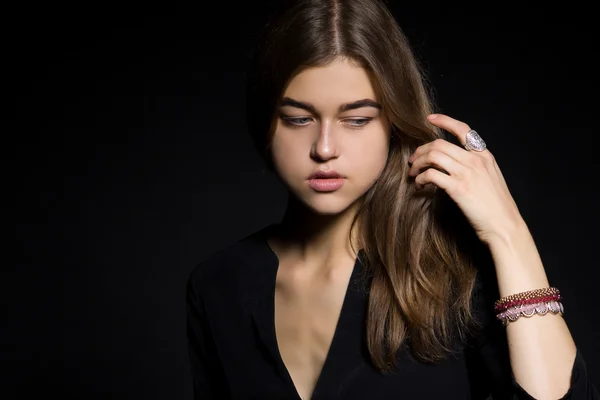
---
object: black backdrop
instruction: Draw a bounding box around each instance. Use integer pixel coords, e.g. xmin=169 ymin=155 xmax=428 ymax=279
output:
xmin=9 ymin=1 xmax=599 ymax=399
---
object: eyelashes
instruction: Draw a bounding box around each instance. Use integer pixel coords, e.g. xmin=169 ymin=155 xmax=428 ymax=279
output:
xmin=280 ymin=116 xmax=374 ymax=128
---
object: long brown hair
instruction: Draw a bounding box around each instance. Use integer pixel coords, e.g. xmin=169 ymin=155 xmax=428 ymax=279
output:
xmin=245 ymin=0 xmax=481 ymax=371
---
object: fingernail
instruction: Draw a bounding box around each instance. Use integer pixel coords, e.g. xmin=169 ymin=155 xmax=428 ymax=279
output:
xmin=427 ymin=114 xmax=439 ymax=120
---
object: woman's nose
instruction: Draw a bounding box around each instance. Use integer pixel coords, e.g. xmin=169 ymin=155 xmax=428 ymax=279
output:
xmin=311 ymin=121 xmax=339 ymax=161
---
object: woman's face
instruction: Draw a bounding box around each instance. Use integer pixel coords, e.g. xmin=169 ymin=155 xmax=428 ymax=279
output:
xmin=271 ymin=57 xmax=391 ymax=216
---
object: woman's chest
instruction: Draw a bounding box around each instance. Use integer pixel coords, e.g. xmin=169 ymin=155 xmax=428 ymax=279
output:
xmin=273 ymin=263 xmax=356 ymax=399
xmin=204 ymin=277 xmax=474 ymax=399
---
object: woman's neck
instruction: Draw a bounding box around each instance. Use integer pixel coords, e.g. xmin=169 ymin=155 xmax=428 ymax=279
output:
xmin=270 ymin=196 xmax=362 ymax=267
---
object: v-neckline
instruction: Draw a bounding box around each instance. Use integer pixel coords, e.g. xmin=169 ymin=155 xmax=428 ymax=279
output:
xmin=264 ymin=237 xmax=363 ymax=400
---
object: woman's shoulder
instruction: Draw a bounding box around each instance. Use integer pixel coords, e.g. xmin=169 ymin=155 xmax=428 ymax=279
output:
xmin=187 ymin=224 xmax=277 ymax=295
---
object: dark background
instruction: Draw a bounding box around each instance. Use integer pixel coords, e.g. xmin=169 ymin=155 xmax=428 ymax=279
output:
xmin=8 ymin=1 xmax=599 ymax=399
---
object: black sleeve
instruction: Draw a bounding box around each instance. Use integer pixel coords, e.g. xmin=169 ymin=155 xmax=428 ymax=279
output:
xmin=186 ymin=274 xmax=229 ymax=399
xmin=466 ymin=274 xmax=600 ymax=400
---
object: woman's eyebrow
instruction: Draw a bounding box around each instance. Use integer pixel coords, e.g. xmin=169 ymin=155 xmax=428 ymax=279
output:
xmin=279 ymin=97 xmax=381 ymax=113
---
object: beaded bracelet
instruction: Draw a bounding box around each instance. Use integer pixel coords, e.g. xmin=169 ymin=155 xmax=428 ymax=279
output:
xmin=496 ymin=299 xmax=564 ymax=326
xmin=494 ymin=293 xmax=562 ymax=313
xmin=494 ymin=287 xmax=560 ymax=312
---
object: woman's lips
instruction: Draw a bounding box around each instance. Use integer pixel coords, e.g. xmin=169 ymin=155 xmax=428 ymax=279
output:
xmin=307 ymin=170 xmax=344 ymax=192
xmin=307 ymin=178 xmax=344 ymax=192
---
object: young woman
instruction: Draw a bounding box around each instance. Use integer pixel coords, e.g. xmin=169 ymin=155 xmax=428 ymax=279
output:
xmin=186 ymin=0 xmax=598 ymax=398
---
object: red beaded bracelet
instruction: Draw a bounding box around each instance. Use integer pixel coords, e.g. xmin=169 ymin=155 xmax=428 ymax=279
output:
xmin=494 ymin=293 xmax=562 ymax=313
xmin=494 ymin=287 xmax=560 ymax=310
xmin=494 ymin=287 xmax=564 ymax=326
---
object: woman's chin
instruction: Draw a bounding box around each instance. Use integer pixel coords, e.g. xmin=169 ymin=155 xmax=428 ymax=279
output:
xmin=300 ymin=196 xmax=358 ymax=217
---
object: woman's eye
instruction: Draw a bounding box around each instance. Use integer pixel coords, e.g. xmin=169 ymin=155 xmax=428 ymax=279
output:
xmin=282 ymin=117 xmax=312 ymax=126
xmin=345 ymin=118 xmax=372 ymax=127
xmin=281 ymin=116 xmax=373 ymax=127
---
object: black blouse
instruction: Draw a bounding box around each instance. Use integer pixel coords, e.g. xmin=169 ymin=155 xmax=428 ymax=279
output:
xmin=186 ymin=225 xmax=598 ymax=399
